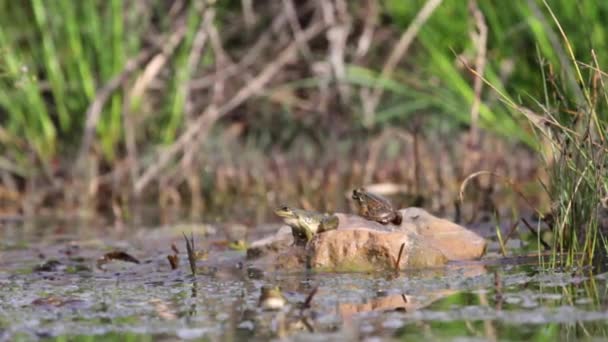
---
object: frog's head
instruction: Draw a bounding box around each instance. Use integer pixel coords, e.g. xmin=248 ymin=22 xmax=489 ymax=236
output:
xmin=274 ymin=205 xmax=298 ymax=219
xmin=259 ymin=286 xmax=286 ymax=310
xmin=352 ymin=188 xmax=367 ymax=202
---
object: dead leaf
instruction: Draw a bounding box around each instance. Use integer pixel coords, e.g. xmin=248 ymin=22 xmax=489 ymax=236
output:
xmin=97 ymin=251 xmax=140 ymax=270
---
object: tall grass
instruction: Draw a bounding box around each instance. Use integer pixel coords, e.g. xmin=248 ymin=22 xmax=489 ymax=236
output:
xmin=2 ymin=1 xmax=607 ymax=167
xmin=0 ymin=1 xmax=207 ymax=167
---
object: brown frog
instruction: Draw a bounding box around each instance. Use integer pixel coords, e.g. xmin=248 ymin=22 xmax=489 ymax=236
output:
xmin=352 ymin=188 xmax=402 ymax=225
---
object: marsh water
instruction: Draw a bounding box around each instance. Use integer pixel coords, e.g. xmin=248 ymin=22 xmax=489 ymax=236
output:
xmin=1 ymin=218 xmax=607 ymax=341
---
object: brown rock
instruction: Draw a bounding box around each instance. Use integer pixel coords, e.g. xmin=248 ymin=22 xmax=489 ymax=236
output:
xmin=333 ymin=213 xmax=397 ymax=231
xmin=246 ymin=226 xmax=293 ymax=260
xmin=307 ymin=228 xmax=447 ymax=271
xmin=249 ymin=246 xmax=308 ymax=272
xmin=397 ymin=208 xmax=486 ymax=260
xmin=246 ymin=208 xmax=485 ymax=272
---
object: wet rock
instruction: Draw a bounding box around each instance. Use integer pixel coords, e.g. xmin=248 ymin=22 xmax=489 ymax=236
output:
xmin=308 ymin=228 xmax=447 ymax=271
xmin=397 ymin=208 xmax=486 ymax=260
xmin=253 ymin=246 xmax=308 ymax=272
xmin=246 ymin=208 xmax=485 ymax=272
xmin=246 ymin=226 xmax=293 ymax=260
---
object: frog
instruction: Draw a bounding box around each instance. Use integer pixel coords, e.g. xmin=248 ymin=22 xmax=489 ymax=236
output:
xmin=351 ymin=188 xmax=402 ymax=225
xmin=274 ymin=206 xmax=340 ymax=246
xmin=259 ymin=285 xmax=287 ymax=311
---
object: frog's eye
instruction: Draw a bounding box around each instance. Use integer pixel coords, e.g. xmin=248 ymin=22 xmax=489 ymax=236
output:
xmin=281 ymin=206 xmax=289 ymax=211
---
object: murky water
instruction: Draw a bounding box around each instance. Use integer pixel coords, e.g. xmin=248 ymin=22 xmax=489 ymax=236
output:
xmin=1 ymin=220 xmax=607 ymax=341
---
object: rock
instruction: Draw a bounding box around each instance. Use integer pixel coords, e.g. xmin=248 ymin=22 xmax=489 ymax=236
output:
xmin=397 ymin=208 xmax=486 ymax=260
xmin=246 ymin=208 xmax=486 ymax=272
xmin=307 ymin=228 xmax=447 ymax=272
xmin=246 ymin=226 xmax=293 ymax=260
xmin=333 ymin=213 xmax=397 ymax=232
xmin=246 ymin=226 xmax=309 ymax=272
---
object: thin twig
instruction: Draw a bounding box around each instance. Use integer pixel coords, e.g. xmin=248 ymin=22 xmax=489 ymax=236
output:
xmin=78 ymin=50 xmax=153 ymax=164
xmin=241 ymin=0 xmax=257 ymax=29
xmin=78 ymin=16 xmax=189 ymax=166
xmin=364 ymin=128 xmax=413 ymax=184
xmin=130 ymin=24 xmax=188 ymax=102
xmin=184 ymin=11 xmax=212 ymax=119
xmin=459 ymin=170 xmax=542 ymax=217
xmin=521 ymin=218 xmax=551 ymax=251
xmin=188 ymin=9 xmax=292 ymax=90
xmin=354 ymin=0 xmax=378 ymax=60
xmin=328 ymin=0 xmax=352 ymax=103
xmin=467 ymin=0 xmax=487 ymax=148
xmin=301 ymin=286 xmax=319 ymax=311
xmin=363 ymin=0 xmax=443 ymax=125
xmin=282 ymin=0 xmax=313 ymax=60
xmin=134 ymin=21 xmax=326 ymax=194
xmin=395 ymin=242 xmax=406 ymax=270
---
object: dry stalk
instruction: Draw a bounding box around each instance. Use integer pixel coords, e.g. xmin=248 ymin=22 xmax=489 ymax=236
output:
xmin=354 ymin=0 xmax=378 ymax=60
xmin=363 ymin=0 xmax=443 ymax=126
xmin=134 ymin=21 xmax=326 ymax=195
xmin=459 ymin=170 xmax=541 ymax=217
xmin=241 ymin=0 xmax=257 ymax=29
xmin=283 ymin=0 xmax=313 ymax=60
xmin=78 ymin=13 xmax=190 ymax=171
xmin=521 ymin=217 xmax=551 ymax=251
xmin=183 ymin=232 xmax=197 ymax=276
xmin=189 ymin=8 xmax=291 ymax=90
xmin=363 ymin=128 xmax=413 ymax=184
xmin=467 ymin=0 xmax=487 ymax=155
xmin=78 ymin=49 xmax=153 ymax=165
xmin=327 ymin=0 xmax=352 ymax=103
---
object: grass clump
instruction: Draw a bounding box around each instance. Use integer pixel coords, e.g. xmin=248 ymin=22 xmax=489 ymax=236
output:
xmin=507 ymin=4 xmax=608 ymax=265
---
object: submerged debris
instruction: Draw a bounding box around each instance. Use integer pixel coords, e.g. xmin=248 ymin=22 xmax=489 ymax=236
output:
xmin=34 ymin=259 xmax=63 ymax=272
xmin=96 ymin=251 xmax=140 ymax=270
xmin=184 ymin=232 xmax=197 ymax=276
xmin=167 ymin=255 xmax=179 ymax=270
xmin=31 ymin=296 xmax=87 ymax=309
xmin=167 ymin=243 xmax=179 ymax=270
xmin=300 ymin=286 xmax=318 ymax=311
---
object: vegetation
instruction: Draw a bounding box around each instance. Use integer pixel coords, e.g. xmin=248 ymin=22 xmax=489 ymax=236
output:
xmin=0 ymin=1 xmax=607 ymax=260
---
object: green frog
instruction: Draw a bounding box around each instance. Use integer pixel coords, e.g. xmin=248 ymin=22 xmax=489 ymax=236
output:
xmin=259 ymin=285 xmax=287 ymax=310
xmin=274 ymin=206 xmax=339 ymax=245
xmin=352 ymin=188 xmax=402 ymax=225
